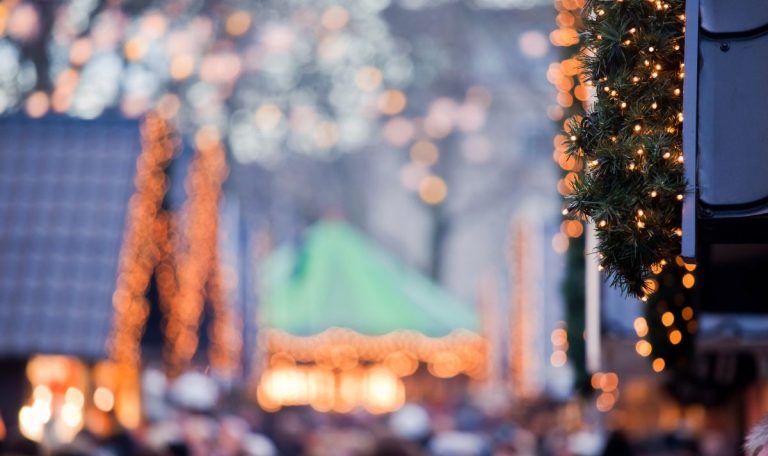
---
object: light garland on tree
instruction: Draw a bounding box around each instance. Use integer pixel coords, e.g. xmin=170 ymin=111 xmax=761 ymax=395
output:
xmin=164 ymin=126 xmax=231 ymax=377
xmin=107 ymin=113 xmax=176 ymax=428
xmin=549 ymin=0 xmax=593 ymax=392
xmin=564 ymin=0 xmax=687 ymax=297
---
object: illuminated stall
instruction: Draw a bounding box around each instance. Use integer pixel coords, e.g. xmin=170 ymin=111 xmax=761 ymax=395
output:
xmin=0 ymin=116 xmax=144 ymax=444
xmin=256 ymin=221 xmax=487 ymax=413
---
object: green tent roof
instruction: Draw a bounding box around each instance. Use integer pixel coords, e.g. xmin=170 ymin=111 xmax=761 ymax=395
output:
xmin=261 ymin=221 xmax=480 ymax=338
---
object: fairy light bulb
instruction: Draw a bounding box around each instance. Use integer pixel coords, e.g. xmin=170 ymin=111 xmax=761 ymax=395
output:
xmin=637 ymin=221 xmax=645 ymax=229
xmin=620 ymin=102 xmax=627 ymax=108
xmin=663 ymin=152 xmax=671 ymax=159
xmin=637 ymin=209 xmax=644 ymax=216
xmin=598 ymin=220 xmax=607 ymax=228
xmin=632 ymin=76 xmax=640 ymax=83
xmin=570 ymin=135 xmax=577 ymax=141
xmin=634 ymin=124 xmax=642 ymax=132
xmin=650 ymin=190 xmax=658 ymax=197
xmin=636 ymin=148 xmax=643 ymax=155
xmin=651 ymin=102 xmax=658 ymax=109
xmin=648 ymin=46 xmax=655 ymax=52
xmin=676 ymin=194 xmax=684 ymax=201
xmin=674 ymin=88 xmax=681 ymax=96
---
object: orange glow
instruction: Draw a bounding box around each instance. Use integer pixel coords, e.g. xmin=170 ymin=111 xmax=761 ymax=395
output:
xmin=170 ymin=54 xmax=195 ymax=80
xmin=69 ymin=38 xmax=92 ymax=66
xmin=124 ymin=37 xmax=148 ymax=61
xmin=633 ymin=317 xmax=648 ymax=337
xmin=429 ymin=351 xmax=463 ymax=378
xmin=257 ymin=364 xmax=405 ymax=414
xmin=164 ymin=132 xmax=233 ymax=376
xmin=682 ymin=273 xmax=695 ymax=288
xmin=226 ymin=10 xmax=251 ymax=36
xmin=384 ymin=351 xmax=419 ymax=377
xmin=661 ymin=311 xmax=674 ymax=327
xmin=550 ymin=350 xmax=567 ymax=367
xmin=25 ymin=91 xmax=49 ymax=118
xmin=561 ymin=220 xmax=584 ymax=238
xmin=635 ymin=340 xmax=652 ymax=357
xmin=596 ymin=392 xmax=616 ymax=412
xmin=652 ymin=358 xmax=666 ymax=372
xmin=669 ymin=330 xmax=682 ymax=345
xmin=602 ymin=372 xmax=619 ymax=392
xmin=551 ymin=328 xmax=568 ymax=346
xmin=378 ymin=90 xmax=407 ymax=115
xmin=266 ymin=328 xmax=487 ymax=380
xmin=681 ymin=306 xmax=694 ymax=321
xmin=410 ymin=140 xmax=439 ymax=165
xmin=418 ymin=175 xmax=448 ymax=205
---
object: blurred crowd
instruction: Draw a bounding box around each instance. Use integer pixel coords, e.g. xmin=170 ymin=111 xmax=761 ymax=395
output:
xmin=0 ymin=369 xmax=743 ymax=456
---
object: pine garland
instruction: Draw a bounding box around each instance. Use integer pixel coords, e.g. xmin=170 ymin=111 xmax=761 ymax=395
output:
xmin=565 ymin=0 xmax=687 ymax=297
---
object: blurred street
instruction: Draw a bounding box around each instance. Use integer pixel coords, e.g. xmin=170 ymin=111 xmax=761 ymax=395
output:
xmin=0 ymin=0 xmax=766 ymax=455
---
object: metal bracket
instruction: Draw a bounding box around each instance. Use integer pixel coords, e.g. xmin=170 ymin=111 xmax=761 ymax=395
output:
xmin=681 ymin=0 xmax=700 ymax=261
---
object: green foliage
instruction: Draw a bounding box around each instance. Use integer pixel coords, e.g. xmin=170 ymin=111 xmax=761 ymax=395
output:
xmin=565 ymin=0 xmax=687 ymax=297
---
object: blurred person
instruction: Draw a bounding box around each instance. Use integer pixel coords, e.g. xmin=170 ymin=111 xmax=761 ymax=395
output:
xmin=745 ymin=417 xmax=768 ymax=456
xmin=369 ymin=436 xmax=422 ymax=456
xmin=241 ymin=433 xmax=277 ymax=456
xmin=213 ymin=415 xmax=249 ymax=456
xmin=429 ymin=430 xmax=491 ymax=456
xmin=389 ymin=404 xmax=432 ymax=448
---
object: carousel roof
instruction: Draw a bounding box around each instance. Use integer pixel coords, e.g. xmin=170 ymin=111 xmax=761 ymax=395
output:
xmin=262 ymin=221 xmax=480 ymax=338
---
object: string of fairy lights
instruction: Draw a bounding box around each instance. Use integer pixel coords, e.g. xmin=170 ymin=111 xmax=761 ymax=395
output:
xmin=108 ymin=113 xmax=175 ymax=427
xmin=550 ymin=0 xmax=698 ymax=413
xmin=109 ymin=117 xmax=242 ymax=405
xmin=549 ymin=0 xmax=586 ymax=390
xmin=163 ymin=127 xmax=233 ymax=377
xmin=258 ymin=328 xmax=487 ymax=412
xmin=563 ymin=0 xmax=687 ymax=297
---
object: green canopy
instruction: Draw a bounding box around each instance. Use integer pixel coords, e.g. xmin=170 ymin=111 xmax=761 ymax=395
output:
xmin=262 ymin=221 xmax=480 ymax=338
